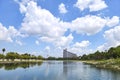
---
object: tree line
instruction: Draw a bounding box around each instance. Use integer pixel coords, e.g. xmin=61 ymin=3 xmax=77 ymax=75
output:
xmin=0 ymin=49 xmax=43 ymax=61
xmin=81 ymin=45 xmax=120 ymax=60
xmin=2 ymin=45 xmax=120 ymax=61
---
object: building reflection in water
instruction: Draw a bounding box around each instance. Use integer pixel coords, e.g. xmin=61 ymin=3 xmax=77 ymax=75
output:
xmin=63 ymin=61 xmax=69 ymax=76
xmin=63 ymin=61 xmax=77 ymax=78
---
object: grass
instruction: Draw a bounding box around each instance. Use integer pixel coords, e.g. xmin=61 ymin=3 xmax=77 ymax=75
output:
xmin=83 ymin=58 xmax=120 ymax=71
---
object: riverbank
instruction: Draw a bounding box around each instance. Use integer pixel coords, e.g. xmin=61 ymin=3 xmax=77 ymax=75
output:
xmin=83 ymin=59 xmax=120 ymax=71
xmin=0 ymin=59 xmax=43 ymax=64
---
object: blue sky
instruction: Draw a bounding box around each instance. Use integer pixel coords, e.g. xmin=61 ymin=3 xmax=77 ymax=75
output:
xmin=0 ymin=0 xmax=120 ymax=57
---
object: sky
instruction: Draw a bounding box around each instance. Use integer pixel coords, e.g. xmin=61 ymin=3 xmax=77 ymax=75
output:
xmin=0 ymin=0 xmax=120 ymax=57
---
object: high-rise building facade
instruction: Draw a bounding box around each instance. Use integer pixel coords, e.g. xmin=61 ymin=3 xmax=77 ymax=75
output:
xmin=63 ymin=49 xmax=77 ymax=58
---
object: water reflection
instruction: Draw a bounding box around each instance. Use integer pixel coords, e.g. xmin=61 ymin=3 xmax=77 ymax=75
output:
xmin=63 ymin=61 xmax=76 ymax=76
xmin=0 ymin=62 xmax=43 ymax=70
xmin=83 ymin=63 xmax=120 ymax=80
xmin=0 ymin=61 xmax=120 ymax=80
xmin=63 ymin=61 xmax=120 ymax=80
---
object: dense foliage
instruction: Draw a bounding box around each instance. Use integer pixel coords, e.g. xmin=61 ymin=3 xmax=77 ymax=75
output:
xmin=81 ymin=46 xmax=120 ymax=60
xmin=0 ymin=52 xmax=43 ymax=61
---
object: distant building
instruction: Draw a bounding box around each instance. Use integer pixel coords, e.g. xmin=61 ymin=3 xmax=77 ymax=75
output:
xmin=63 ymin=49 xmax=77 ymax=58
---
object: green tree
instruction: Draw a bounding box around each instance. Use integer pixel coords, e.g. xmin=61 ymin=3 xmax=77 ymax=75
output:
xmin=1 ymin=48 xmax=5 ymax=61
xmin=20 ymin=53 xmax=31 ymax=60
xmin=108 ymin=47 xmax=117 ymax=58
xmin=31 ymin=55 xmax=36 ymax=59
xmin=6 ymin=52 xmax=16 ymax=61
xmin=37 ymin=55 xmax=43 ymax=60
xmin=0 ymin=54 xmax=5 ymax=60
xmin=47 ymin=56 xmax=56 ymax=60
xmin=81 ymin=45 xmax=120 ymax=60
xmin=81 ymin=54 xmax=88 ymax=60
xmin=2 ymin=48 xmax=6 ymax=54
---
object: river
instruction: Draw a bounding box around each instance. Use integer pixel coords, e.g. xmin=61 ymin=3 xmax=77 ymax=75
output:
xmin=0 ymin=61 xmax=120 ymax=80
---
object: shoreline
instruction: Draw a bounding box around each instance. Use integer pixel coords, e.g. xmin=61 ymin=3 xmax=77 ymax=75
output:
xmin=0 ymin=59 xmax=79 ymax=63
xmin=83 ymin=59 xmax=120 ymax=71
xmin=0 ymin=60 xmax=43 ymax=64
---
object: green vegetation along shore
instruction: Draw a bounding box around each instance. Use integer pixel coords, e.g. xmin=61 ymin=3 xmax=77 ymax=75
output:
xmin=83 ymin=59 xmax=120 ymax=71
xmin=80 ymin=45 xmax=120 ymax=71
xmin=0 ymin=59 xmax=43 ymax=64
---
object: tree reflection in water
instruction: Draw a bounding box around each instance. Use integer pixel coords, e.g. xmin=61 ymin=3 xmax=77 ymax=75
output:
xmin=0 ymin=62 xmax=43 ymax=70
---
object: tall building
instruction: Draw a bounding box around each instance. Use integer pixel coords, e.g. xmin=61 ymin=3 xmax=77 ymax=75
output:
xmin=63 ymin=49 xmax=77 ymax=58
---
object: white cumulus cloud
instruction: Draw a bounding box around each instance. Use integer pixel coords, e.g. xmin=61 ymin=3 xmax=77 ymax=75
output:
xmin=59 ymin=3 xmax=67 ymax=14
xmin=18 ymin=0 xmax=119 ymax=40
xmin=68 ymin=40 xmax=92 ymax=55
xmin=54 ymin=34 xmax=73 ymax=48
xmin=74 ymin=0 xmax=107 ymax=12
xmin=40 ymin=34 xmax=73 ymax=48
xmin=106 ymin=16 xmax=120 ymax=27
xmin=73 ymin=40 xmax=90 ymax=48
xmin=0 ymin=23 xmax=23 ymax=42
xmin=20 ymin=1 xmax=67 ymax=38
xmin=71 ymin=15 xmax=107 ymax=35
xmin=18 ymin=1 xmax=72 ymax=48
xmin=97 ymin=26 xmax=120 ymax=51
xmin=16 ymin=40 xmax=23 ymax=46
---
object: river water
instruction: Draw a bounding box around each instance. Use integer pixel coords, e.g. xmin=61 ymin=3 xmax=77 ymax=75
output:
xmin=0 ymin=61 xmax=120 ymax=80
